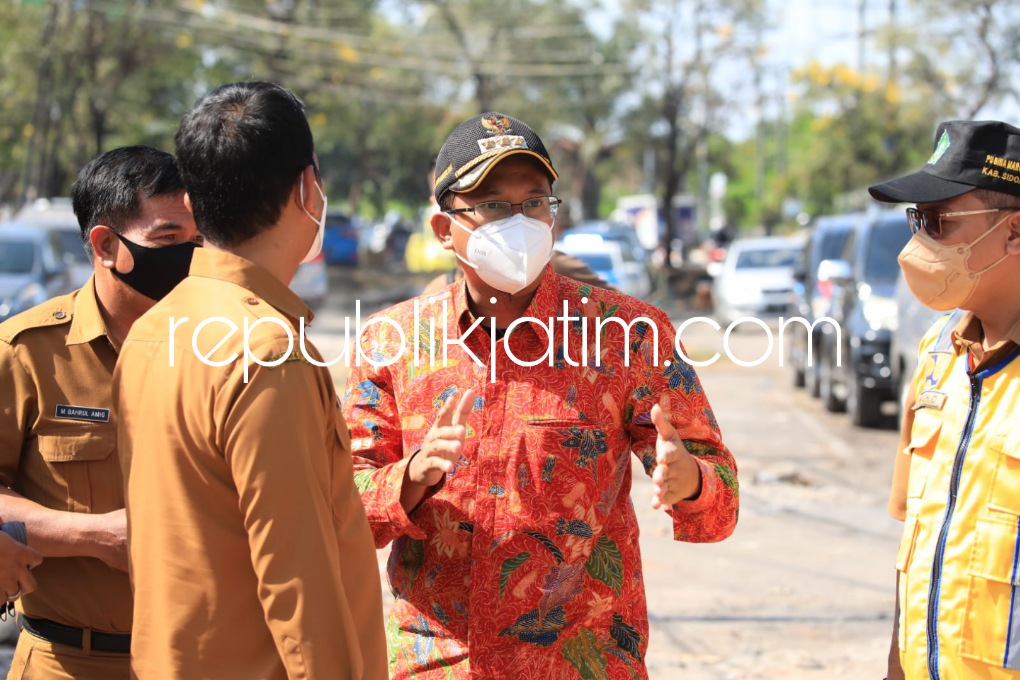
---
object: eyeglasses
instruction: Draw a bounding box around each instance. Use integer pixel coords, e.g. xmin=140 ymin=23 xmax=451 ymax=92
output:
xmin=445 ymin=196 xmax=561 ymax=223
xmin=906 ymin=206 xmax=1020 ymax=238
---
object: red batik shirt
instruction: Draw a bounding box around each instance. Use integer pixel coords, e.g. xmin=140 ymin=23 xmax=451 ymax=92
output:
xmin=344 ymin=267 xmax=738 ymax=679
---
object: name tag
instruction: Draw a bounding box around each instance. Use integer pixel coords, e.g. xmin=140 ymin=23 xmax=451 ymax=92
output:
xmin=54 ymin=404 xmax=111 ymax=423
xmin=915 ymin=390 xmax=947 ymax=411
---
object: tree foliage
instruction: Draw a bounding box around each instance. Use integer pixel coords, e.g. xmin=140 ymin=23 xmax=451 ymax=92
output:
xmin=1 ymin=0 xmax=1018 ymax=236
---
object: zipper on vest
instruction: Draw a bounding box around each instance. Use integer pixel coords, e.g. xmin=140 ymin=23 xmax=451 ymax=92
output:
xmin=926 ymin=373 xmax=983 ymax=679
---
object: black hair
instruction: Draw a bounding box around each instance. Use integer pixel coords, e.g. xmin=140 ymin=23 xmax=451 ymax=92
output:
xmin=174 ymin=81 xmax=314 ymax=246
xmin=70 ymin=146 xmax=184 ymax=257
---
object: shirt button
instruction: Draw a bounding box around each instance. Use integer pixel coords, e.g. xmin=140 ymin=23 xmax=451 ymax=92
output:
xmin=53 ymin=311 xmax=66 ymax=319
xmin=245 ymin=298 xmax=259 ymax=305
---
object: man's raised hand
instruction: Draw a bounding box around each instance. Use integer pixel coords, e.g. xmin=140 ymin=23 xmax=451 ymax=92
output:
xmin=408 ymin=387 xmax=476 ymax=488
xmin=650 ymin=403 xmax=702 ymax=509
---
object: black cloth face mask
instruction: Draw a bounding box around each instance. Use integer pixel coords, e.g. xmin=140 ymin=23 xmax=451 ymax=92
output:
xmin=112 ymin=232 xmax=198 ymax=301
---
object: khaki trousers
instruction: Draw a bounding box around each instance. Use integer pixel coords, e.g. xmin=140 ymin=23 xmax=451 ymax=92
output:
xmin=6 ymin=629 xmax=130 ymax=680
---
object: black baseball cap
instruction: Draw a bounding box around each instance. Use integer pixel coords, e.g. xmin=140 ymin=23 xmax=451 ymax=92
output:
xmin=869 ymin=120 xmax=1020 ymax=203
xmin=433 ymin=112 xmax=558 ymax=203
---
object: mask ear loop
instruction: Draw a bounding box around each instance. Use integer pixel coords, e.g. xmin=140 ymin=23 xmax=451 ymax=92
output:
xmin=446 ymin=214 xmax=481 ymax=271
xmin=299 ymin=174 xmax=325 ymax=224
xmin=963 ymin=211 xmax=1015 ymax=277
xmin=543 ymin=217 xmax=556 ymax=266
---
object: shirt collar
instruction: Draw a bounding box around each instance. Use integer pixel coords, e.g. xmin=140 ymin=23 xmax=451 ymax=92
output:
xmin=951 ymin=309 xmax=1020 ymax=358
xmin=66 ymin=275 xmax=111 ymax=347
xmin=442 ymin=264 xmax=559 ymax=332
xmin=188 ymin=248 xmax=312 ymax=324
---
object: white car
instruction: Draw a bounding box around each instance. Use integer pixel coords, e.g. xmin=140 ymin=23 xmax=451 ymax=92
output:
xmin=711 ymin=236 xmax=803 ymax=326
xmin=14 ymin=198 xmax=93 ymax=290
xmin=556 ymin=233 xmax=652 ymax=298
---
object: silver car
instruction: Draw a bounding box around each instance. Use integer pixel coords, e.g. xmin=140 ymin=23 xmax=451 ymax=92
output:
xmin=0 ymin=224 xmax=81 ymax=321
xmin=711 ymin=237 xmax=804 ymax=327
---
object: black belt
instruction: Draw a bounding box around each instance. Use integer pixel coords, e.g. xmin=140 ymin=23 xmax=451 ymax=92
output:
xmin=20 ymin=615 xmax=131 ymax=654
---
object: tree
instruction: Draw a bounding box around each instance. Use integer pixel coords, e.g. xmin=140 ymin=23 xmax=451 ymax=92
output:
xmin=899 ymin=0 xmax=1020 ymax=119
xmin=777 ymin=62 xmax=934 ymax=216
xmin=619 ymin=0 xmax=765 ymax=267
xmin=0 ymin=0 xmax=203 ymax=206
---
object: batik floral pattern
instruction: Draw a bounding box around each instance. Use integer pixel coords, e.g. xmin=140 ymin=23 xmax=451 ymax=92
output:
xmin=344 ymin=268 xmax=738 ymax=679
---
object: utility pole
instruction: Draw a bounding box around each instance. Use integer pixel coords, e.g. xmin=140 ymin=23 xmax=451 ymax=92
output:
xmin=695 ymin=0 xmax=710 ymax=243
xmin=753 ymin=25 xmax=766 ymax=233
xmin=857 ymin=0 xmax=867 ymax=73
xmin=887 ymin=0 xmax=897 ymax=83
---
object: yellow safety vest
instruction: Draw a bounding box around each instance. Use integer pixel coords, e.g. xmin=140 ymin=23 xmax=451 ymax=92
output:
xmin=899 ymin=310 xmax=1020 ymax=679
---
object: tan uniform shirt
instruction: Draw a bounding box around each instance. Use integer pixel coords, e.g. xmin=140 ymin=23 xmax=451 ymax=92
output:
xmin=0 ymin=278 xmax=132 ymax=632
xmin=114 ymin=249 xmax=386 ymax=680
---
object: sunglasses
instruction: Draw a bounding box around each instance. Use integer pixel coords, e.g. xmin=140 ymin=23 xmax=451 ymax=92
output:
xmin=906 ymin=207 xmax=1020 ymax=238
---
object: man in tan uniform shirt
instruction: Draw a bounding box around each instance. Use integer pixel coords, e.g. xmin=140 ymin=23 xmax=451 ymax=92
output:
xmin=0 ymin=146 xmax=200 ymax=678
xmin=114 ymin=82 xmax=386 ymax=679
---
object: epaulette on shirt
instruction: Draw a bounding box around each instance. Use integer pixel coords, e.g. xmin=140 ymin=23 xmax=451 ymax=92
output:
xmin=0 ymin=292 xmax=76 ymax=345
xmin=264 ymin=349 xmax=312 ymax=367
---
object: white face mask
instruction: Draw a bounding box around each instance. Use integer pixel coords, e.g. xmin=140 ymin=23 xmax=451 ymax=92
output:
xmin=450 ymin=212 xmax=554 ymax=294
xmin=300 ymin=178 xmax=327 ymax=264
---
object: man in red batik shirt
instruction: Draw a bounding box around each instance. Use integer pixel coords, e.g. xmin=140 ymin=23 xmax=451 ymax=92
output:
xmin=343 ymin=112 xmax=739 ymax=679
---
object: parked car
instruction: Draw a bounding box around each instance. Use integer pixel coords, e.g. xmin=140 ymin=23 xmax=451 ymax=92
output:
xmin=321 ymin=211 xmax=360 ymax=266
xmin=13 ymin=198 xmax=92 ymax=289
xmin=788 ymin=213 xmax=859 ymax=394
xmin=710 ymin=236 xmax=803 ymax=327
xmin=889 ymin=269 xmax=945 ymax=412
xmin=0 ymin=224 xmax=79 ymax=321
xmin=361 ymin=210 xmax=413 ymax=268
xmin=815 ymin=210 xmax=911 ymax=427
xmin=556 ymin=233 xmax=652 ymax=298
xmin=569 ymin=220 xmax=651 ymax=264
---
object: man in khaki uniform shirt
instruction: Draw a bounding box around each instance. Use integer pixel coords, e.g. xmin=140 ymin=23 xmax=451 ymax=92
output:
xmin=114 ymin=82 xmax=386 ymax=680
xmin=0 ymin=146 xmax=200 ymax=678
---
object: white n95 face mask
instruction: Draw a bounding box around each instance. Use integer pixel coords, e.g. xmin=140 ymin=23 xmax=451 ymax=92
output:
xmin=450 ymin=213 xmax=554 ymax=294
xmin=300 ymin=179 xmax=327 ymax=264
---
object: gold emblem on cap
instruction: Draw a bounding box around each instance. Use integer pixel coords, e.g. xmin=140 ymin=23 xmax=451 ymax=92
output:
xmin=481 ymin=114 xmax=511 ymax=135
xmin=477 ymin=135 xmax=527 ymax=153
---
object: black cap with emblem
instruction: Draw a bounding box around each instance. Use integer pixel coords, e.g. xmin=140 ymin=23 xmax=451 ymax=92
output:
xmin=433 ymin=112 xmax=558 ymax=204
xmin=869 ymin=120 xmax=1020 ymax=203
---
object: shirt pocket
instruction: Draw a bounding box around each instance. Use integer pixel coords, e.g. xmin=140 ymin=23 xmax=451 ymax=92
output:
xmin=905 ymin=408 xmax=943 ymax=501
xmin=960 ymin=515 xmax=1020 ymax=669
xmin=895 ymin=513 xmax=920 ymax=653
xmin=989 ymin=426 xmax=1020 ymax=516
xmin=34 ymin=430 xmax=116 ymax=512
xmin=514 ymin=420 xmax=623 ymax=529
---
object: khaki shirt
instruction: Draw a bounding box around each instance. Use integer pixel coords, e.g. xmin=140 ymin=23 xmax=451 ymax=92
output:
xmin=114 ymin=249 xmax=386 ymax=680
xmin=0 ymin=278 xmax=132 ymax=632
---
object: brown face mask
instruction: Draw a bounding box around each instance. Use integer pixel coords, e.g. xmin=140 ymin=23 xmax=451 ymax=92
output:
xmin=897 ymin=213 xmax=1012 ymax=311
